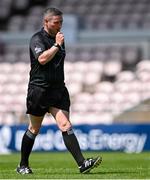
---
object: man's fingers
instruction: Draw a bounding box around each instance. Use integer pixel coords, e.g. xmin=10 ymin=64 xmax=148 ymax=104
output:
xmin=57 ymin=31 xmax=63 ymax=36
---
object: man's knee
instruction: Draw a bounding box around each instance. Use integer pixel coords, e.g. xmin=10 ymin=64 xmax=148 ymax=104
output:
xmin=28 ymin=126 xmax=40 ymax=134
xmin=59 ymin=120 xmax=72 ymax=132
xmin=28 ymin=114 xmax=43 ymax=134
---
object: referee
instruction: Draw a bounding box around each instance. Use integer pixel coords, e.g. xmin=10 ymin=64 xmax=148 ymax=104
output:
xmin=16 ymin=7 xmax=102 ymax=174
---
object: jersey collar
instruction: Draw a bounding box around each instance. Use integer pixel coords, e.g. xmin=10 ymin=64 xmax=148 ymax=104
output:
xmin=41 ymin=27 xmax=55 ymax=39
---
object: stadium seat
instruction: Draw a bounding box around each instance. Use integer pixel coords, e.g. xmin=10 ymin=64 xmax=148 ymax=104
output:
xmin=94 ymin=81 xmax=114 ymax=93
xmin=136 ymin=59 xmax=150 ymax=72
xmin=103 ymin=59 xmax=122 ymax=77
xmin=116 ymin=71 xmax=136 ymax=82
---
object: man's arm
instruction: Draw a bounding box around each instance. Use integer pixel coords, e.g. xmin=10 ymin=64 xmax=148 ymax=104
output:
xmin=38 ymin=46 xmax=59 ymax=65
xmin=38 ymin=32 xmax=64 ymax=65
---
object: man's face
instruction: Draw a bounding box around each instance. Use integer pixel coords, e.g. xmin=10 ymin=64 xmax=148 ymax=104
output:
xmin=45 ymin=15 xmax=63 ymax=36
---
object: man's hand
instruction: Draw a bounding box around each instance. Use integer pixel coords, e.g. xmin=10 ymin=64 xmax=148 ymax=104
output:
xmin=55 ymin=32 xmax=64 ymax=46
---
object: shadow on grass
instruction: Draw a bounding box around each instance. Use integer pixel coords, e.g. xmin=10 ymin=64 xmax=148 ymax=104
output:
xmin=92 ymin=170 xmax=137 ymax=175
xmin=37 ymin=170 xmax=137 ymax=176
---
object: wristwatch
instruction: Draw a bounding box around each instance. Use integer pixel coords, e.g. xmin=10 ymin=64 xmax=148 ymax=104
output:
xmin=53 ymin=43 xmax=61 ymax=50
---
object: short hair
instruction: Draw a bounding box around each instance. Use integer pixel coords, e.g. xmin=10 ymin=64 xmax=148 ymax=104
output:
xmin=43 ymin=7 xmax=63 ymax=19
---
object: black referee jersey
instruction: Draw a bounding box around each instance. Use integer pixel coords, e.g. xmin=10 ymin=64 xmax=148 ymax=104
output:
xmin=29 ymin=28 xmax=66 ymax=88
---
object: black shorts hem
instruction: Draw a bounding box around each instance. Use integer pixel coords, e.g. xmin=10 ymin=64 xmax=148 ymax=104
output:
xmin=26 ymin=105 xmax=69 ymax=117
xmin=26 ymin=111 xmax=46 ymax=117
xmin=51 ymin=105 xmax=70 ymax=113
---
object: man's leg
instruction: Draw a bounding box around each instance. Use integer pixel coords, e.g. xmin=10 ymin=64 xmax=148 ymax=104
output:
xmin=17 ymin=115 xmax=44 ymax=174
xmin=50 ymin=107 xmax=102 ymax=173
xmin=50 ymin=107 xmax=85 ymax=166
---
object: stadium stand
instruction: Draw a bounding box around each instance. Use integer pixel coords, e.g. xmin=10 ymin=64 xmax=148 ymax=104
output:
xmin=0 ymin=0 xmax=150 ymax=125
xmin=0 ymin=0 xmax=150 ymax=31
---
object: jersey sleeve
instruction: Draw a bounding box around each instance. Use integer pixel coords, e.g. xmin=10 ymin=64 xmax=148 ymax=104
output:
xmin=30 ymin=35 xmax=46 ymax=60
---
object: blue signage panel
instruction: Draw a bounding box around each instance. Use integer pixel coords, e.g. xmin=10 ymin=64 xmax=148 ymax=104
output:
xmin=0 ymin=124 xmax=150 ymax=153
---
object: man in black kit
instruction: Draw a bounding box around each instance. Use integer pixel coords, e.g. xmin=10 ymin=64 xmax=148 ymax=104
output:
xmin=16 ymin=7 xmax=102 ymax=174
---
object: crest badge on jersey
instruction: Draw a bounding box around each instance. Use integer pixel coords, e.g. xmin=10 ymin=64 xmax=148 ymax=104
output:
xmin=35 ymin=47 xmax=42 ymax=54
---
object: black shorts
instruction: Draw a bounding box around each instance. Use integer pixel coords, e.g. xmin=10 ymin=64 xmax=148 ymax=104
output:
xmin=26 ymin=85 xmax=70 ymax=116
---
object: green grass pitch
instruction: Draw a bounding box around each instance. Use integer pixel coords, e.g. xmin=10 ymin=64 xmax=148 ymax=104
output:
xmin=0 ymin=151 xmax=149 ymax=179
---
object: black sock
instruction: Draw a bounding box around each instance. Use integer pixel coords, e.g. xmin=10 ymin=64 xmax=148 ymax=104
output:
xmin=62 ymin=128 xmax=85 ymax=166
xmin=20 ymin=129 xmax=37 ymax=167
